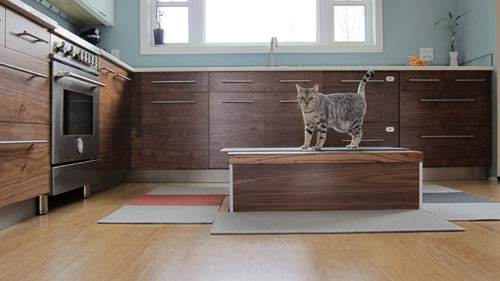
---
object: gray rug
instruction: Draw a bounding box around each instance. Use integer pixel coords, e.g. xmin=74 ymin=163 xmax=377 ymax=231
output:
xmin=148 ymin=187 xmax=229 ymax=195
xmin=99 ymin=206 xmax=220 ymax=224
xmin=422 ymin=185 xmax=500 ymax=221
xmin=210 ymin=210 xmax=463 ymax=234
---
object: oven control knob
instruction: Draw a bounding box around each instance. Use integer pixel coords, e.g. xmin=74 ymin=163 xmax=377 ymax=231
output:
xmin=76 ymin=138 xmax=84 ymax=154
xmin=64 ymin=45 xmax=74 ymax=56
xmin=55 ymin=41 xmax=65 ymax=53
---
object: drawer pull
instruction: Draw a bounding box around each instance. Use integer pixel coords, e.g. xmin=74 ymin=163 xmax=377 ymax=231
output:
xmin=152 ymin=80 xmax=197 ymax=84
xmin=0 ymin=61 xmax=47 ymax=78
xmin=409 ymin=79 xmax=440 ymax=82
xmin=222 ymin=80 xmax=254 ymax=83
xmin=420 ymin=99 xmax=475 ymax=102
xmin=341 ymin=139 xmax=385 ymax=142
xmin=222 ymin=101 xmax=254 ymax=104
xmin=100 ymin=67 xmax=116 ymax=74
xmin=279 ymin=100 xmax=298 ymax=103
xmin=456 ymin=79 xmax=486 ymax=82
xmin=420 ymin=135 xmax=476 ymax=138
xmin=340 ymin=80 xmax=385 ymax=83
xmin=55 ymin=72 xmax=106 ymax=88
xmin=0 ymin=140 xmax=48 ymax=144
xmin=16 ymin=30 xmax=49 ymax=43
xmin=152 ymin=101 xmax=197 ymax=104
xmin=115 ymin=74 xmax=131 ymax=81
xmin=280 ymin=79 xmax=312 ymax=83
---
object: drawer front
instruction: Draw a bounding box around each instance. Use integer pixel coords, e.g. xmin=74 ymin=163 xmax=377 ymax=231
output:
xmin=209 ymin=71 xmax=323 ymax=92
xmin=209 ymin=92 xmax=267 ymax=168
xmin=400 ymin=127 xmax=491 ymax=167
xmin=142 ymin=72 xmax=208 ymax=93
xmin=400 ymin=71 xmax=446 ymax=91
xmin=142 ymin=92 xmax=208 ymax=169
xmin=0 ymin=5 xmax=5 ymax=46
xmin=0 ymin=47 xmax=50 ymax=124
xmin=0 ymin=122 xmax=50 ymax=208
xmin=400 ymin=90 xmax=490 ymax=127
xmin=325 ymin=123 xmax=400 ymax=148
xmin=5 ymin=9 xmax=50 ymax=61
xmin=445 ymin=71 xmax=491 ymax=92
xmin=266 ymin=92 xmax=305 ymax=147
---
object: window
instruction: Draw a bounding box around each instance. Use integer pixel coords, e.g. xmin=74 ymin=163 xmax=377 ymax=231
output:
xmin=140 ymin=0 xmax=383 ymax=54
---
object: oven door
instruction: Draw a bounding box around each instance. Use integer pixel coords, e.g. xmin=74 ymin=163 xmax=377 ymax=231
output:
xmin=52 ymin=61 xmax=101 ymax=165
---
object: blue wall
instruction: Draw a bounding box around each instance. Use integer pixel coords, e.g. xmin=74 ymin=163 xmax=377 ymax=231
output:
xmin=20 ymin=0 xmax=80 ymax=34
xmin=94 ymin=0 xmax=459 ymax=68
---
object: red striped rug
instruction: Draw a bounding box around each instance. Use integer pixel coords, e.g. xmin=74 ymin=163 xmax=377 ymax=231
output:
xmin=129 ymin=194 xmax=225 ymax=206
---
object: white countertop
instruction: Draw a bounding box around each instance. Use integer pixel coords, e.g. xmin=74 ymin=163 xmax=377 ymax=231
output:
xmin=134 ymin=65 xmax=493 ymax=72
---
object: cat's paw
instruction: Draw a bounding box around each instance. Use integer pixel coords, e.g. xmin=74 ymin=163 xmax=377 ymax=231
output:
xmin=346 ymin=144 xmax=358 ymax=149
xmin=312 ymin=146 xmax=322 ymax=151
xmin=300 ymin=145 xmax=309 ymax=150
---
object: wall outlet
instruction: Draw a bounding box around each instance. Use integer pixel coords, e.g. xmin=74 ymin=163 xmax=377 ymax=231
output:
xmin=420 ymin=48 xmax=434 ymax=62
xmin=111 ymin=49 xmax=120 ymax=59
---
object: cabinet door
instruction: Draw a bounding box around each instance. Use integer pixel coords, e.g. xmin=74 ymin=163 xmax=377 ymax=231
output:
xmin=112 ymin=74 xmax=131 ymax=170
xmin=266 ymin=92 xmax=304 ymax=147
xmin=0 ymin=5 xmax=5 ymax=46
xmin=86 ymin=0 xmax=114 ymax=25
xmin=209 ymin=92 xmax=266 ymax=168
xmin=142 ymin=92 xmax=209 ymax=169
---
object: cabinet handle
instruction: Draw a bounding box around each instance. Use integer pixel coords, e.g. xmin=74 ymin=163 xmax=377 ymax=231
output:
xmin=152 ymin=80 xmax=197 ymax=84
xmin=152 ymin=101 xmax=197 ymax=104
xmin=419 ymin=99 xmax=475 ymax=102
xmin=279 ymin=100 xmax=298 ymax=103
xmin=115 ymin=74 xmax=131 ymax=81
xmin=222 ymin=80 xmax=254 ymax=83
xmin=222 ymin=101 xmax=254 ymax=104
xmin=409 ymin=79 xmax=440 ymax=82
xmin=456 ymin=79 xmax=486 ymax=82
xmin=279 ymin=79 xmax=312 ymax=83
xmin=0 ymin=140 xmax=48 ymax=144
xmin=420 ymin=135 xmax=476 ymax=138
xmin=0 ymin=61 xmax=47 ymax=78
xmin=55 ymin=72 xmax=106 ymax=88
xmin=100 ymin=66 xmax=116 ymax=74
xmin=341 ymin=139 xmax=385 ymax=142
xmin=340 ymin=80 xmax=385 ymax=83
xmin=16 ymin=30 xmax=49 ymax=43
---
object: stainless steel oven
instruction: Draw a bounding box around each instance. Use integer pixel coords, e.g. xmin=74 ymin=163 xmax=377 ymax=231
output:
xmin=49 ymin=34 xmax=105 ymax=196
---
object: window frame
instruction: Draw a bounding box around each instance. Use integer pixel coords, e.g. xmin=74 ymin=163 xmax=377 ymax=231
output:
xmin=140 ymin=0 xmax=383 ymax=54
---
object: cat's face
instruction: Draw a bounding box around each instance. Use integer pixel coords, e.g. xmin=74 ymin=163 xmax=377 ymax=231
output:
xmin=296 ymin=84 xmax=319 ymax=111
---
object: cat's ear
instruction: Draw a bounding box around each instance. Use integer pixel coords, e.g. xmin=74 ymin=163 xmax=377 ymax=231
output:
xmin=296 ymin=84 xmax=302 ymax=92
xmin=312 ymin=84 xmax=319 ymax=94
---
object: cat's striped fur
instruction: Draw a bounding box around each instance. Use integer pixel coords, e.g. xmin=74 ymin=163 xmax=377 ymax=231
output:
xmin=296 ymin=70 xmax=374 ymax=150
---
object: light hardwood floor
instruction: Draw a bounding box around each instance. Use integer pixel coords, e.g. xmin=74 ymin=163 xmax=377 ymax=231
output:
xmin=1 ymin=180 xmax=500 ymax=281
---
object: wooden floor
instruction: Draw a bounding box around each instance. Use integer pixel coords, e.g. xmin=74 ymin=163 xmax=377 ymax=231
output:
xmin=1 ymin=180 xmax=500 ymax=281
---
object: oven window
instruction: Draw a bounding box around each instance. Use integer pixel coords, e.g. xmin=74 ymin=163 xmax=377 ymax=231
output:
xmin=63 ymin=90 xmax=94 ymax=135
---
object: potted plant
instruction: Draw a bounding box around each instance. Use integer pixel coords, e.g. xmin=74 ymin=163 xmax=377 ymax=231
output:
xmin=153 ymin=3 xmax=165 ymax=45
xmin=435 ymin=10 xmax=470 ymax=66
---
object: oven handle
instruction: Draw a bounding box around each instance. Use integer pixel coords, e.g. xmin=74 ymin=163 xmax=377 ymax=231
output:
xmin=55 ymin=72 xmax=106 ymax=88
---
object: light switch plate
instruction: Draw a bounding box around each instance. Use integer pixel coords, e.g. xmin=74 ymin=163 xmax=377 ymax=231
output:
xmin=420 ymin=48 xmax=434 ymax=62
xmin=111 ymin=49 xmax=120 ymax=59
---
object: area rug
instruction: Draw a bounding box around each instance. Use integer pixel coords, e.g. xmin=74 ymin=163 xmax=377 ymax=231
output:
xmin=210 ymin=210 xmax=464 ymax=234
xmin=98 ymin=187 xmax=227 ymax=224
xmin=422 ymin=185 xmax=500 ymax=221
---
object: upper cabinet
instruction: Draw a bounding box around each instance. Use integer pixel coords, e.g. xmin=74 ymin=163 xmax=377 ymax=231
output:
xmin=48 ymin=0 xmax=114 ymax=26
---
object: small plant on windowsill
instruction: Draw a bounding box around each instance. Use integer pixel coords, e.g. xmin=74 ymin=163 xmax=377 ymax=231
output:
xmin=435 ymin=10 xmax=470 ymax=66
xmin=153 ymin=8 xmax=165 ymax=45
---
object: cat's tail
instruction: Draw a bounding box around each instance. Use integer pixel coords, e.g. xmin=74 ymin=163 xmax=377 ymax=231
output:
xmin=357 ymin=70 xmax=375 ymax=97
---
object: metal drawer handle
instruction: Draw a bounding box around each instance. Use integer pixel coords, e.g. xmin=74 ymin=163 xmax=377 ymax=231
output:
xmin=152 ymin=101 xmax=197 ymax=104
xmin=341 ymin=139 xmax=385 ymax=142
xmin=0 ymin=140 xmax=48 ymax=144
xmin=16 ymin=30 xmax=49 ymax=43
xmin=456 ymin=79 xmax=486 ymax=82
xmin=420 ymin=99 xmax=476 ymax=102
xmin=222 ymin=101 xmax=254 ymax=104
xmin=222 ymin=80 xmax=254 ymax=83
xmin=280 ymin=80 xmax=312 ymax=83
xmin=55 ymin=72 xmax=106 ymax=88
xmin=0 ymin=61 xmax=47 ymax=78
xmin=99 ymin=66 xmax=116 ymax=74
xmin=115 ymin=74 xmax=131 ymax=81
xmin=340 ymin=80 xmax=385 ymax=83
xmin=152 ymin=80 xmax=197 ymax=84
xmin=420 ymin=135 xmax=476 ymax=138
xmin=279 ymin=100 xmax=298 ymax=103
xmin=409 ymin=79 xmax=440 ymax=82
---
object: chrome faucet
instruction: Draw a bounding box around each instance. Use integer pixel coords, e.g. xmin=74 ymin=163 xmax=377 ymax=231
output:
xmin=270 ymin=37 xmax=278 ymax=67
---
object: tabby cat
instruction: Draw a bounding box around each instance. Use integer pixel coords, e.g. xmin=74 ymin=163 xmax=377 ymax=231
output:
xmin=296 ymin=70 xmax=374 ymax=150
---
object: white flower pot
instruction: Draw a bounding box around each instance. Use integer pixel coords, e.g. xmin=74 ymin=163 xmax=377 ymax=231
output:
xmin=449 ymin=51 xmax=459 ymax=66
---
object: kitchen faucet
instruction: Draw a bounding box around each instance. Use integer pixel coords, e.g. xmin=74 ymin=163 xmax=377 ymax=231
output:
xmin=270 ymin=37 xmax=278 ymax=67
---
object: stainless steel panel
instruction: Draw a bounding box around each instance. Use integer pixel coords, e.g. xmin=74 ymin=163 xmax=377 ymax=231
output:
xmin=52 ymin=159 xmax=100 ymax=195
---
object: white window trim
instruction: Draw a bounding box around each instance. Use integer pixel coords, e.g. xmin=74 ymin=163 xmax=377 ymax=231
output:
xmin=140 ymin=0 xmax=383 ymax=54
